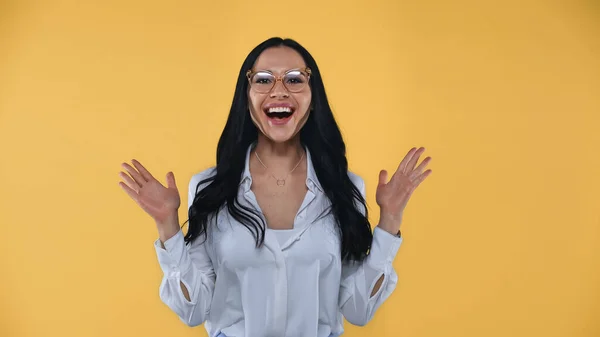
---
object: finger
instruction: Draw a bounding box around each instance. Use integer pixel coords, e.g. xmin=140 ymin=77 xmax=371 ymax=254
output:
xmin=132 ymin=159 xmax=155 ymax=182
xmin=119 ymin=181 xmax=141 ymax=203
xmin=166 ymin=171 xmax=178 ymax=190
xmin=119 ymin=171 xmax=139 ymax=193
xmin=404 ymin=147 xmax=425 ymax=174
xmin=396 ymin=147 xmax=417 ymax=176
xmin=121 ymin=162 xmax=145 ymax=187
xmin=409 ymin=156 xmax=431 ymax=179
xmin=120 ymin=184 xmax=157 ymax=215
xmin=378 ymin=170 xmax=389 ymax=186
xmin=413 ymin=169 xmax=432 ymax=186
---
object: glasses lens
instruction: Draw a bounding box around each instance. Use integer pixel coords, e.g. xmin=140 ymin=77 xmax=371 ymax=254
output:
xmin=250 ymin=72 xmax=275 ymax=93
xmin=283 ymin=70 xmax=308 ymax=92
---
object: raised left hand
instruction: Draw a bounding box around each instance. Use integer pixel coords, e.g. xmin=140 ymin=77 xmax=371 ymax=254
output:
xmin=376 ymin=147 xmax=432 ymax=234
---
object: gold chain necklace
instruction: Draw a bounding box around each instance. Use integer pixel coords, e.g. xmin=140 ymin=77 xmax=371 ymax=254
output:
xmin=255 ymin=150 xmax=305 ymax=186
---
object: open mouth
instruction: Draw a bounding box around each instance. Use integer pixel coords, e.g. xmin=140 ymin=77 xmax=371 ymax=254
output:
xmin=264 ymin=106 xmax=295 ymax=119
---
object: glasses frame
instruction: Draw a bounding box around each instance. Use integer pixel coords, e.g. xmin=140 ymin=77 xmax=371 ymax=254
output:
xmin=246 ymin=67 xmax=312 ymax=93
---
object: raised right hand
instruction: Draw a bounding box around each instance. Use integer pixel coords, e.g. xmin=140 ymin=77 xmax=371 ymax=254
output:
xmin=119 ymin=159 xmax=181 ymax=238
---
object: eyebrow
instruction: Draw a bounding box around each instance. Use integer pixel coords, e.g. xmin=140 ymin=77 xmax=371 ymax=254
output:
xmin=254 ymin=68 xmax=305 ymax=74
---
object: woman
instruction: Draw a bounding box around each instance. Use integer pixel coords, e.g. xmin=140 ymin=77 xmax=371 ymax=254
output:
xmin=119 ymin=37 xmax=431 ymax=337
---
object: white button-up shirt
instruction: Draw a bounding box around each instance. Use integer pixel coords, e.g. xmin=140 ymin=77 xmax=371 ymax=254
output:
xmin=154 ymin=144 xmax=403 ymax=337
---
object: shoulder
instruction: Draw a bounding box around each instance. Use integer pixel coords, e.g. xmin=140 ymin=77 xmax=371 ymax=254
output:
xmin=188 ymin=166 xmax=217 ymax=193
xmin=347 ymin=170 xmax=365 ymax=193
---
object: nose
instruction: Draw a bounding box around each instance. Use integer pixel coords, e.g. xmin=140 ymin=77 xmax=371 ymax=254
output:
xmin=270 ymin=79 xmax=289 ymax=98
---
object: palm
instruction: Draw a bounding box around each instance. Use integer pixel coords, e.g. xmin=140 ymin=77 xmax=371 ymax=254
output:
xmin=119 ymin=159 xmax=181 ymax=224
xmin=376 ymin=174 xmax=414 ymax=214
xmin=376 ymin=147 xmax=432 ymax=223
xmin=136 ymin=179 xmax=180 ymax=221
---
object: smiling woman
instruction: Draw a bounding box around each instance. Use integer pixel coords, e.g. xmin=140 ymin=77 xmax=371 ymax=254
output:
xmin=119 ymin=37 xmax=431 ymax=337
xmin=247 ymin=47 xmax=313 ymax=142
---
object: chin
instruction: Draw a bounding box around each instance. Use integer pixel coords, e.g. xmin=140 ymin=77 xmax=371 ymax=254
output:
xmin=262 ymin=124 xmax=300 ymax=143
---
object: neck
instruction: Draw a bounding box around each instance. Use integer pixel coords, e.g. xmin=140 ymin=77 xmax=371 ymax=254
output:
xmin=252 ymin=135 xmax=305 ymax=174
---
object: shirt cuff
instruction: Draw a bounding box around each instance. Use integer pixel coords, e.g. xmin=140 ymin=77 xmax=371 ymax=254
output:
xmin=366 ymin=226 xmax=403 ymax=271
xmin=154 ymin=229 xmax=192 ymax=276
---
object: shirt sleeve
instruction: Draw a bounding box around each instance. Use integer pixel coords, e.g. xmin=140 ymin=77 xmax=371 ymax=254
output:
xmin=339 ymin=174 xmax=403 ymax=326
xmin=154 ymin=169 xmax=217 ymax=327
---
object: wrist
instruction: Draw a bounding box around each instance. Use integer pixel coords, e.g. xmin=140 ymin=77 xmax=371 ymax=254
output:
xmin=156 ymin=212 xmax=180 ymax=243
xmin=378 ymin=211 xmax=402 ymax=235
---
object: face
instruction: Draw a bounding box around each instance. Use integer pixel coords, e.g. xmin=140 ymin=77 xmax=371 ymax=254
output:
xmin=247 ymin=46 xmax=312 ymax=143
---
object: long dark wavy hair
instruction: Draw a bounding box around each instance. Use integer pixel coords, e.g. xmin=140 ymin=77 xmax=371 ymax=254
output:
xmin=183 ymin=37 xmax=373 ymax=262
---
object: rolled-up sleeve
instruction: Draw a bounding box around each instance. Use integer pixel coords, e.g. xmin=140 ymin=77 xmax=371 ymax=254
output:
xmin=154 ymin=170 xmax=216 ymax=327
xmin=339 ymin=174 xmax=403 ymax=326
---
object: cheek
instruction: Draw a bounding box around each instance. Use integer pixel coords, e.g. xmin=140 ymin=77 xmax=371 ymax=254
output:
xmin=248 ymin=94 xmax=263 ymax=115
xmin=295 ymin=93 xmax=312 ymax=115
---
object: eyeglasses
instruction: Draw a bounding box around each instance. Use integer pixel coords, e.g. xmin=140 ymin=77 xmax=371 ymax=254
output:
xmin=246 ymin=67 xmax=311 ymax=93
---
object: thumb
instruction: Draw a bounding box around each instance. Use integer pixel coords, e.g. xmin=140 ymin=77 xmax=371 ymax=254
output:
xmin=166 ymin=172 xmax=178 ymax=190
xmin=378 ymin=170 xmax=388 ymax=186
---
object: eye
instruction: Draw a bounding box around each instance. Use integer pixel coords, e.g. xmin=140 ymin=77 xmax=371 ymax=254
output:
xmin=252 ymin=72 xmax=274 ymax=84
xmin=255 ymin=78 xmax=272 ymax=84
xmin=285 ymin=74 xmax=306 ymax=84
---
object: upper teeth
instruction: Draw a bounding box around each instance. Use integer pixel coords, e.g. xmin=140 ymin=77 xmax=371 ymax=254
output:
xmin=268 ymin=107 xmax=292 ymax=113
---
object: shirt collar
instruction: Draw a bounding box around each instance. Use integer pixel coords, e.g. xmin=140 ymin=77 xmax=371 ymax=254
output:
xmin=240 ymin=142 xmax=323 ymax=193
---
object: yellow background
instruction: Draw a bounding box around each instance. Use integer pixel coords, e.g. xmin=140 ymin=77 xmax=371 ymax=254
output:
xmin=1 ymin=0 xmax=598 ymax=336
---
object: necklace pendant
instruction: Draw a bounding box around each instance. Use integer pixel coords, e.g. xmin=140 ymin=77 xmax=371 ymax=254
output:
xmin=276 ymin=179 xmax=285 ymax=186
